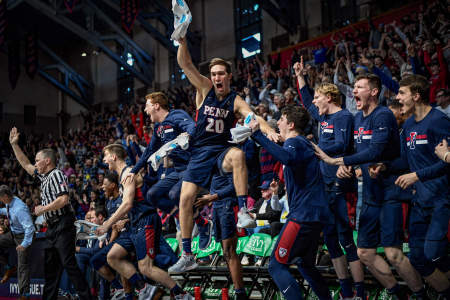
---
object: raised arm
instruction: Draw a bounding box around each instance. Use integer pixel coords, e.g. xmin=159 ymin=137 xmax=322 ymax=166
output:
xmin=9 ymin=127 xmax=35 ymax=176
xmin=177 ymin=37 xmax=212 ymax=105
xmin=294 ymin=56 xmax=307 ymax=90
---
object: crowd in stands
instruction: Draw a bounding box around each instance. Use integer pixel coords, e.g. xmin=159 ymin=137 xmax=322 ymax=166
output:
xmin=0 ymin=0 xmax=448 ymax=298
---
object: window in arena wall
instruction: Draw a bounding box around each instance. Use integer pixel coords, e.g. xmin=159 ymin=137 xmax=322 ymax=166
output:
xmin=234 ymin=0 xmax=262 ymax=59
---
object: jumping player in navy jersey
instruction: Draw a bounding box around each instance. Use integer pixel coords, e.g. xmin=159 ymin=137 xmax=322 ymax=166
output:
xmin=95 ymin=144 xmax=193 ymax=300
xmin=249 ymin=105 xmax=333 ymax=300
xmin=315 ymin=74 xmax=427 ymax=298
xmin=295 ymin=57 xmax=365 ymax=299
xmin=391 ymin=75 xmax=450 ymax=297
xmin=169 ymin=36 xmax=279 ymax=273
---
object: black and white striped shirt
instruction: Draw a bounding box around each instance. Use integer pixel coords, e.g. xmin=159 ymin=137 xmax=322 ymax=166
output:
xmin=35 ymin=168 xmax=70 ymax=220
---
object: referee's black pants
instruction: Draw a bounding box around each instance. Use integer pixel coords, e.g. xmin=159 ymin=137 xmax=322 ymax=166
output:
xmin=43 ymin=213 xmax=92 ymax=300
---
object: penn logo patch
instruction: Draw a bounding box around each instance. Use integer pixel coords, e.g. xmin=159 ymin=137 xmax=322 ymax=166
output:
xmin=279 ymin=247 xmax=287 ymax=258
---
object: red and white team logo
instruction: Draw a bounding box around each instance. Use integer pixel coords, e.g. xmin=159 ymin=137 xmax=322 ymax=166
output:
xmin=320 ymin=122 xmax=334 ymax=134
xmin=406 ymin=132 xmax=428 ymax=149
xmin=356 ymin=127 xmax=364 ymax=143
xmin=278 ymin=247 xmax=287 ymax=258
xmin=409 ymin=132 xmax=417 ymax=149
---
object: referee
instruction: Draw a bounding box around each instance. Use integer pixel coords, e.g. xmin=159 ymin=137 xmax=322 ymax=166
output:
xmin=9 ymin=127 xmax=92 ymax=300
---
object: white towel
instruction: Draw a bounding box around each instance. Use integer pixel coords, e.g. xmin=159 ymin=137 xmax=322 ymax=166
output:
xmin=229 ymin=112 xmax=256 ymax=144
xmin=148 ymin=134 xmax=190 ymax=171
xmin=170 ymin=0 xmax=192 ymax=41
xmin=74 ymin=220 xmax=107 ymax=241
xmin=229 ymin=125 xmax=252 ymax=144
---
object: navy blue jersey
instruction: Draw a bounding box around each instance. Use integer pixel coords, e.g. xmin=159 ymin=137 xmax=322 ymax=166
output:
xmin=300 ymin=87 xmax=354 ymax=184
xmin=132 ymin=109 xmax=195 ymax=173
xmin=252 ymin=131 xmax=332 ymax=223
xmin=119 ymin=167 xmax=155 ymax=225
xmin=402 ymin=109 xmax=450 ymax=207
xmin=343 ymin=106 xmax=400 ymax=205
xmin=192 ymin=88 xmax=236 ymax=148
xmin=106 ymin=195 xmax=122 ymax=218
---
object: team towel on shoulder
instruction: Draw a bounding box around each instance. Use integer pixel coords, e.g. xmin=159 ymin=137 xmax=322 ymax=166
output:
xmin=170 ymin=0 xmax=192 ymax=40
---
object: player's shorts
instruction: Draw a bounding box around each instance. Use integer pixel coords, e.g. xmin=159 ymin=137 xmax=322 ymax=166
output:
xmin=183 ymin=145 xmax=229 ymax=188
xmin=409 ymin=202 xmax=449 ymax=261
xmin=147 ymin=170 xmax=183 ymax=212
xmin=212 ymin=198 xmax=238 ymax=242
xmin=129 ymin=213 xmax=162 ymax=261
xmin=90 ymin=230 xmax=133 ymax=270
xmin=272 ymin=219 xmax=323 ymax=265
xmin=357 ymin=200 xmax=403 ymax=248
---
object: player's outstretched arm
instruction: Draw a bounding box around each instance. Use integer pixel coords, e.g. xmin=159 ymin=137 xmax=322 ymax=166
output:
xmin=177 ymin=37 xmax=212 ymax=101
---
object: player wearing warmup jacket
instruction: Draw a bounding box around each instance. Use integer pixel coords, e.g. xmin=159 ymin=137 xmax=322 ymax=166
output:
xmin=249 ymin=105 xmax=333 ymax=300
xmin=128 ymin=91 xmax=195 ymax=213
xmin=295 ymin=57 xmax=365 ymax=299
xmin=95 ymin=144 xmax=193 ymax=300
xmin=169 ymin=36 xmax=279 ymax=273
xmin=315 ymin=74 xmax=428 ymax=299
xmin=380 ymin=75 xmax=450 ymax=297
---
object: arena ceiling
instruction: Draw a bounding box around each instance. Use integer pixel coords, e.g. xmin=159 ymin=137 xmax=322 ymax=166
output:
xmin=3 ymin=0 xmax=179 ymax=108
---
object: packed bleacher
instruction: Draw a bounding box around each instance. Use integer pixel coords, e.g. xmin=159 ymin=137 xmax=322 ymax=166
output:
xmin=0 ymin=0 xmax=449 ymax=299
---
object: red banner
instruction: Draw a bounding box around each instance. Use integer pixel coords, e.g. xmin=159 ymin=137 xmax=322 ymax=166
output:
xmin=121 ymin=0 xmax=139 ymax=34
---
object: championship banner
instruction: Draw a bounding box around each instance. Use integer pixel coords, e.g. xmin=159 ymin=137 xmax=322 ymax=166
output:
xmin=120 ymin=0 xmax=139 ymax=34
xmin=63 ymin=0 xmax=77 ymax=13
xmin=8 ymin=39 xmax=20 ymax=89
xmin=25 ymin=30 xmax=38 ymax=79
xmin=0 ymin=0 xmax=7 ymax=48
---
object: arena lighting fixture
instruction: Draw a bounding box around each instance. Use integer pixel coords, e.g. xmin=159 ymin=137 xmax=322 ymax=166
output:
xmin=81 ymin=52 xmax=87 ymax=57
xmin=127 ymin=52 xmax=134 ymax=66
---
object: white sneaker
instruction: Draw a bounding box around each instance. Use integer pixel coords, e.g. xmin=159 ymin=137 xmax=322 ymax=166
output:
xmin=237 ymin=208 xmax=256 ymax=228
xmin=168 ymin=253 xmax=198 ymax=273
xmin=174 ymin=292 xmax=195 ymax=300
xmin=137 ymin=283 xmax=157 ymax=300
